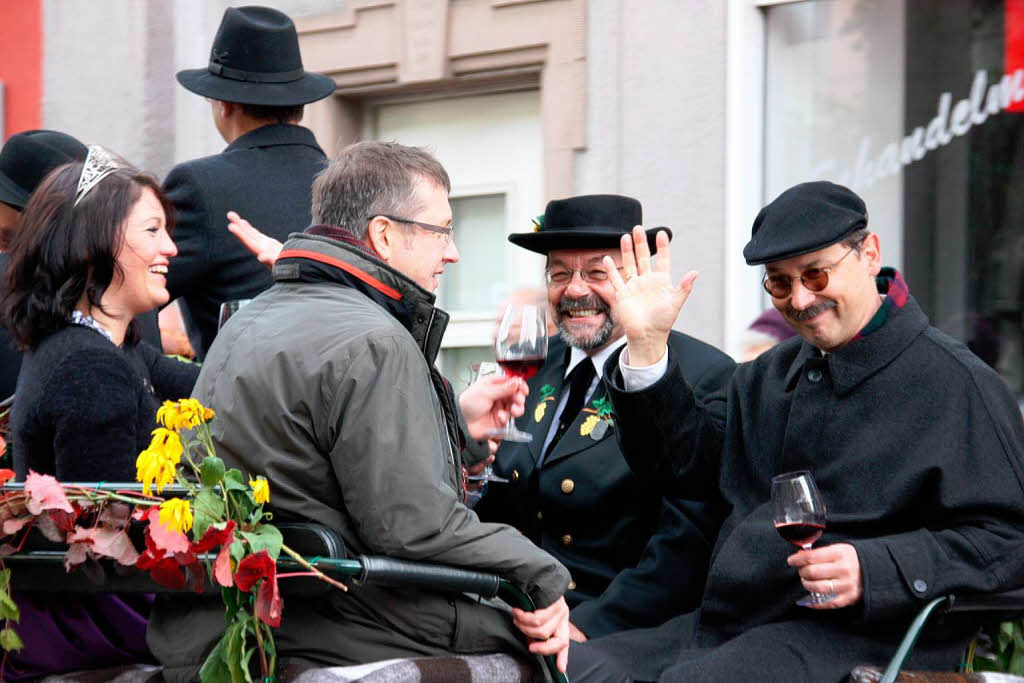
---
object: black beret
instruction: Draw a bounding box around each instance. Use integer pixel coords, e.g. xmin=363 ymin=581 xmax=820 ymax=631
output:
xmin=742 ymin=181 xmax=868 ymax=265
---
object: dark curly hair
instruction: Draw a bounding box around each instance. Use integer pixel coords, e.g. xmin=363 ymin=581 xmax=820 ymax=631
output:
xmin=0 ymin=161 xmax=173 ymax=350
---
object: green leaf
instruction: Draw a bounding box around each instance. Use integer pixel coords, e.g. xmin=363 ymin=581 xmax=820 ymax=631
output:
xmin=223 ymin=469 xmax=248 ymax=492
xmin=239 ymin=525 xmax=283 ymax=561
xmin=228 ymin=490 xmax=255 ymax=523
xmin=193 ymin=489 xmax=227 ymax=540
xmin=0 ymin=626 xmax=22 ymax=652
xmin=225 ymin=620 xmax=252 ymax=683
xmin=1014 ymin=621 xmax=1024 ymax=651
xmin=200 ymin=457 xmax=226 ymax=488
xmin=0 ymin=568 xmax=12 ymax=593
xmin=221 ymin=587 xmax=240 ymax=623
xmin=198 ymin=630 xmax=232 ymax=683
xmin=0 ymin=589 xmax=20 ymax=622
xmin=1010 ymin=645 xmax=1024 ymax=676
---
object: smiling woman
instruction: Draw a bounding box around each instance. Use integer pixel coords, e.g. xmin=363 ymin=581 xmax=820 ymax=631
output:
xmin=0 ymin=149 xmax=199 ymax=678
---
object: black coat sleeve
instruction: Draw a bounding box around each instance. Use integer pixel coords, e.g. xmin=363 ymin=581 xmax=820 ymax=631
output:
xmin=164 ymin=164 xmax=211 ymax=302
xmin=134 ymin=341 xmax=200 ymax=401
xmin=570 ymin=495 xmax=718 ymax=637
xmin=603 ymin=345 xmax=728 ymax=500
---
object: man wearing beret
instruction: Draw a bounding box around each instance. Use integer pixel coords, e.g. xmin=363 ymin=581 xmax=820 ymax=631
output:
xmin=475 ymin=194 xmax=734 ymax=641
xmin=568 ymin=181 xmax=1024 ymax=681
xmin=164 ymin=6 xmax=334 ymax=358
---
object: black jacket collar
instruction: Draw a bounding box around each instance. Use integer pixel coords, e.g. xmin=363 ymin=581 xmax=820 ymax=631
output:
xmin=224 ymin=124 xmax=323 ymax=154
xmin=271 ymin=230 xmax=449 ymax=365
xmin=783 ymin=293 xmax=929 ymax=395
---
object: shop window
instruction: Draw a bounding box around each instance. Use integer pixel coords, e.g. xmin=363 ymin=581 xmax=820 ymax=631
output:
xmin=765 ymin=0 xmax=1023 ymax=399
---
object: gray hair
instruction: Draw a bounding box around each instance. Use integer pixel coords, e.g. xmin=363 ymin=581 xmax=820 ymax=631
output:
xmin=312 ymin=141 xmax=451 ymax=239
xmin=843 ymin=227 xmax=871 ymax=252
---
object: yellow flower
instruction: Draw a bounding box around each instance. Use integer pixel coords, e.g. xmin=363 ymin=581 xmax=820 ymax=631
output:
xmin=249 ymin=478 xmax=270 ymax=505
xmin=156 ymin=399 xmax=216 ymax=431
xmin=135 ymin=449 xmax=177 ymax=496
xmin=148 ymin=428 xmax=183 ymax=465
xmin=158 ymin=498 xmax=193 ymax=534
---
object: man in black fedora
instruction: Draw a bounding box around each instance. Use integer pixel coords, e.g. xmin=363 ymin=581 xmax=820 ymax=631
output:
xmin=567 ymin=181 xmax=1024 ymax=681
xmin=164 ymin=5 xmax=335 ymax=358
xmin=475 ymin=194 xmax=734 ymax=641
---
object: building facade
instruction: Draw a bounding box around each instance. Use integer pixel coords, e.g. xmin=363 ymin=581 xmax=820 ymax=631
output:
xmin=2 ymin=0 xmax=1020 ymax=400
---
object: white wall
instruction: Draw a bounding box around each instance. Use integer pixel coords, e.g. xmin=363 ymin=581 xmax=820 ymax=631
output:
xmin=576 ymin=0 xmax=731 ymax=350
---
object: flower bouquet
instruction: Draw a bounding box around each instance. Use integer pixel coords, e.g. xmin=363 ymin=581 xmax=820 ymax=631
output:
xmin=0 ymin=399 xmax=344 ymax=682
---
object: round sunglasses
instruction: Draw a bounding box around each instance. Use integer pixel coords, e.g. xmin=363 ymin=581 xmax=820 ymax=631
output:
xmin=762 ymin=246 xmax=856 ymax=299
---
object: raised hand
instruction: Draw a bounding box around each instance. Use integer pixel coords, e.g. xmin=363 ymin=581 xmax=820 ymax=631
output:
xmin=603 ymin=226 xmax=698 ymax=366
xmin=227 ymin=211 xmax=283 ymax=268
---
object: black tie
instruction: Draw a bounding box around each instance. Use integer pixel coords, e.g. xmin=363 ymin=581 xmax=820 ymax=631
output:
xmin=544 ymin=360 xmax=597 ymax=459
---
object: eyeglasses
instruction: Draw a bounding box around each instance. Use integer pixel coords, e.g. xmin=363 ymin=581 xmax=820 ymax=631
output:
xmin=544 ymin=266 xmax=624 ymax=287
xmin=376 ymin=215 xmax=455 ymax=244
xmin=762 ymin=246 xmax=856 ymax=298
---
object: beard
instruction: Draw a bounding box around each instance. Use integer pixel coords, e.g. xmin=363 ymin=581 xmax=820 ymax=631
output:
xmin=556 ymin=294 xmax=615 ymax=351
xmin=785 ymin=299 xmax=838 ymax=321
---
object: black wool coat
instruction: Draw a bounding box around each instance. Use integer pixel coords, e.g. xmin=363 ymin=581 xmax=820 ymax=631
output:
xmin=476 ymin=332 xmax=734 ymax=638
xmin=597 ymin=293 xmax=1024 ymax=682
xmin=163 ymin=124 xmax=326 ymax=358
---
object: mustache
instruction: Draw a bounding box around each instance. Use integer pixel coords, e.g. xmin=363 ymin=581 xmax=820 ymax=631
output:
xmin=557 ymin=295 xmax=610 ymax=315
xmin=785 ymin=300 xmax=837 ymax=321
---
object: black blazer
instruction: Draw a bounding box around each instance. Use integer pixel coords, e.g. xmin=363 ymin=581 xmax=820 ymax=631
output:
xmin=163 ymin=124 xmax=327 ymax=357
xmin=475 ymin=332 xmax=735 ymax=638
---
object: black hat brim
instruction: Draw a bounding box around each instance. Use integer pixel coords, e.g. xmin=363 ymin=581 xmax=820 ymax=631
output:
xmin=508 ymin=226 xmax=671 ymax=255
xmin=0 ymin=172 xmax=28 ymax=210
xmin=176 ymin=68 xmax=336 ymax=106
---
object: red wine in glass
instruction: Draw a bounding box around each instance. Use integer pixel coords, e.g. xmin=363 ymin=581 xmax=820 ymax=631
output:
xmin=771 ymin=470 xmax=835 ymax=605
xmin=774 ymin=522 xmax=825 ymax=549
xmin=486 ymin=303 xmax=548 ymax=443
xmin=497 ymin=356 xmax=545 ymax=381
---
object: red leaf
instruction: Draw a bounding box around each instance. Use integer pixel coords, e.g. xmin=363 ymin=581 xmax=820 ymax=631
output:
xmin=214 ymin=544 xmax=234 ymax=588
xmin=191 ymin=520 xmax=237 ymax=588
xmin=182 ymin=561 xmax=206 ymax=594
xmin=145 ymin=507 xmax=190 ymax=555
xmin=1 ymin=517 xmax=30 ymax=535
xmin=191 ymin=520 xmax=236 ymax=553
xmin=131 ymin=506 xmax=149 ymax=522
xmin=48 ymin=507 xmax=81 ymax=535
xmin=34 ymin=514 xmax=65 ymax=542
xmin=89 ymin=527 xmax=139 ymax=566
xmin=148 ymin=557 xmax=186 ymax=590
xmin=0 ymin=468 xmax=14 ymax=486
xmin=24 ymin=471 xmax=73 ymax=515
xmin=254 ymin=572 xmax=282 ymax=627
xmin=97 ymin=503 xmax=131 ymax=530
xmin=64 ymin=542 xmax=90 ymax=570
xmin=234 ymin=550 xmax=274 ymax=593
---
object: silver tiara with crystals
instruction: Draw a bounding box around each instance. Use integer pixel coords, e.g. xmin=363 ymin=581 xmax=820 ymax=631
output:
xmin=74 ymin=145 xmax=127 ymax=206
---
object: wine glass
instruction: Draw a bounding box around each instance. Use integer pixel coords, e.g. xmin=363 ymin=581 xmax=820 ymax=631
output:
xmin=464 ymin=362 xmax=511 ymax=484
xmin=771 ymin=470 xmax=835 ymax=606
xmin=486 ymin=303 xmax=548 ymax=443
xmin=217 ymin=299 xmax=252 ymax=330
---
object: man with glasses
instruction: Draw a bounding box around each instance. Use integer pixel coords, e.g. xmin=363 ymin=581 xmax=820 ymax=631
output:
xmin=148 ymin=141 xmax=573 ymax=681
xmin=568 ymin=181 xmax=1024 ymax=681
xmin=475 ymin=194 xmax=735 ymax=642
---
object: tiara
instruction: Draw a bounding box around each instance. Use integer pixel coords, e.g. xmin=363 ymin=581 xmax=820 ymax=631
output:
xmin=74 ymin=145 xmax=127 ymax=206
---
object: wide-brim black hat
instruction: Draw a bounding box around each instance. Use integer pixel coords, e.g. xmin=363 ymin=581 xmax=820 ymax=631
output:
xmin=508 ymin=194 xmax=671 ymax=254
xmin=0 ymin=129 xmax=87 ymax=209
xmin=176 ymin=6 xmax=336 ymax=106
xmin=743 ymin=181 xmax=868 ymax=265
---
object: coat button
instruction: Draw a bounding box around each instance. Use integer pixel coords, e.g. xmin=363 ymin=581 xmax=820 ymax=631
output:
xmin=561 ymin=479 xmax=575 ymax=494
xmin=808 ymin=369 xmax=823 ymax=383
xmin=913 ymin=579 xmax=928 ymax=593
xmin=511 ymin=470 xmax=520 ymax=482
xmin=536 ymin=510 xmax=543 ymax=520
xmin=561 ymin=534 xmax=573 ymax=546
xmin=567 ymin=580 xmax=577 ymax=591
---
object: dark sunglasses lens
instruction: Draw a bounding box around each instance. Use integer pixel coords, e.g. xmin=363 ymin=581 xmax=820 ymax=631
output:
xmin=801 ymin=269 xmax=829 ymax=292
xmin=764 ymin=277 xmax=791 ymax=298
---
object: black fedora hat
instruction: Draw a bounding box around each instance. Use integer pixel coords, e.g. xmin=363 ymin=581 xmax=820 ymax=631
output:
xmin=176 ymin=6 xmax=336 ymax=106
xmin=508 ymin=194 xmax=671 ymax=254
xmin=0 ymin=129 xmax=87 ymax=210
